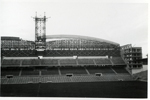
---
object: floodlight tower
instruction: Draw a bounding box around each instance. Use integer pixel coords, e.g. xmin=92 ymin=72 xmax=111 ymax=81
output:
xmin=33 ymin=12 xmax=49 ymax=53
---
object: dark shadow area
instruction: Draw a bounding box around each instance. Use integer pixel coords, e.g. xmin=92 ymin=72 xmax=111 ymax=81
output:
xmin=1 ymin=81 xmax=147 ymax=98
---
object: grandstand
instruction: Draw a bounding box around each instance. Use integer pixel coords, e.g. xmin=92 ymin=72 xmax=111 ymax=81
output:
xmin=1 ymin=57 xmax=126 ymax=66
xmin=41 ymin=67 xmax=59 ymax=75
xmin=1 ymin=34 xmax=136 ymax=83
xmin=1 ymin=34 xmax=146 ymax=97
xmin=110 ymin=57 xmax=125 ymax=65
xmin=59 ymin=59 xmax=77 ymax=66
xmin=0 ymin=14 xmax=146 ymax=98
xmin=2 ymin=59 xmax=21 ymax=66
xmin=94 ymin=58 xmax=112 ymax=65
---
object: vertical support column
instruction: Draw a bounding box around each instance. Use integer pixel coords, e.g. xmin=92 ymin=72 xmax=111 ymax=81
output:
xmin=58 ymin=67 xmax=61 ymax=75
xmin=84 ymin=67 xmax=90 ymax=75
xmin=35 ymin=12 xmax=38 ymax=42
xmin=19 ymin=69 xmax=22 ymax=76
xmin=43 ymin=12 xmax=46 ymax=42
xmin=93 ymin=59 xmax=96 ymax=65
xmin=20 ymin=60 xmax=23 ymax=67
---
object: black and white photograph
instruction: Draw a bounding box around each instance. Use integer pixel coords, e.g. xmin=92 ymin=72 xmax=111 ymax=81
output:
xmin=0 ymin=0 xmax=148 ymax=99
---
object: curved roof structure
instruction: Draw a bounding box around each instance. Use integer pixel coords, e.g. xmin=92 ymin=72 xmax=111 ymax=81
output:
xmin=46 ymin=35 xmax=119 ymax=46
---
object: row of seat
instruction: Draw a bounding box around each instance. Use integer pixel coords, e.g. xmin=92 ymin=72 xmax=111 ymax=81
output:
xmin=1 ymin=75 xmax=133 ymax=84
xmin=110 ymin=57 xmax=125 ymax=64
xmin=1 ymin=67 xmax=129 ymax=76
xmin=2 ymin=57 xmax=125 ymax=66
xmin=2 ymin=59 xmax=20 ymax=65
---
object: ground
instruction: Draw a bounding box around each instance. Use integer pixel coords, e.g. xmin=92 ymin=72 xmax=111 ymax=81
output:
xmin=1 ymin=81 xmax=147 ymax=98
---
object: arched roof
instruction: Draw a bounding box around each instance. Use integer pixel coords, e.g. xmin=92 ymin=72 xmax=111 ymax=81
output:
xmin=46 ymin=35 xmax=119 ymax=46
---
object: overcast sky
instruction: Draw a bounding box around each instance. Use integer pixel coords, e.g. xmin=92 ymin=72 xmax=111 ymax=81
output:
xmin=0 ymin=0 xmax=148 ymax=58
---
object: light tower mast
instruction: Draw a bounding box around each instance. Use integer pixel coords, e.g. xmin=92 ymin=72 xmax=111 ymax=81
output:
xmin=33 ymin=12 xmax=48 ymax=55
xmin=33 ymin=12 xmax=49 ymax=52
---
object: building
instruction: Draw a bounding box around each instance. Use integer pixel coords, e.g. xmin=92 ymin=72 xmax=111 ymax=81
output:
xmin=121 ymin=44 xmax=142 ymax=68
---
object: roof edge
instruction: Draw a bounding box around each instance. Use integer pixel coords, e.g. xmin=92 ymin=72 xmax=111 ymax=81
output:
xmin=46 ymin=34 xmax=120 ymax=46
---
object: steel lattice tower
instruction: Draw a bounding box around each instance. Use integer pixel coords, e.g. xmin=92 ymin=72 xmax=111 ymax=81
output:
xmin=33 ymin=12 xmax=49 ymax=52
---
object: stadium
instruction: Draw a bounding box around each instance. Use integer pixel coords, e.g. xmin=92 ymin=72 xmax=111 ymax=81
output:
xmin=1 ymin=14 xmax=147 ymax=98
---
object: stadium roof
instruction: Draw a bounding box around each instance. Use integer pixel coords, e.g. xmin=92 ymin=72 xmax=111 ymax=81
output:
xmin=46 ymin=35 xmax=120 ymax=46
xmin=1 ymin=36 xmax=20 ymax=41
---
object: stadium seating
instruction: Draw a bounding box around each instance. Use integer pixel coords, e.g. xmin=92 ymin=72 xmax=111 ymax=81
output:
xmin=41 ymin=67 xmax=59 ymax=75
xmin=71 ymin=76 xmax=101 ymax=82
xmin=41 ymin=59 xmax=59 ymax=66
xmin=111 ymin=57 xmax=125 ymax=65
xmin=1 ymin=68 xmax=20 ymax=76
xmin=1 ymin=74 xmax=133 ymax=84
xmin=21 ymin=68 xmax=39 ymax=76
xmin=1 ymin=78 xmax=8 ymax=84
xmin=60 ymin=67 xmax=87 ymax=75
xmin=59 ymin=59 xmax=77 ymax=66
xmin=112 ymin=67 xmax=129 ymax=74
xmin=22 ymin=59 xmax=40 ymax=65
xmin=51 ymin=76 xmax=71 ymax=83
xmin=2 ymin=59 xmax=21 ymax=65
xmin=97 ymin=74 xmax=132 ymax=81
xmin=86 ymin=67 xmax=115 ymax=74
xmin=94 ymin=59 xmax=112 ymax=65
xmin=77 ymin=59 xmax=94 ymax=65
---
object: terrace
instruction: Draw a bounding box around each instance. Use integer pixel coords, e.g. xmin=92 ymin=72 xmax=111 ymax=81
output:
xmin=86 ymin=67 xmax=115 ymax=74
xmin=59 ymin=59 xmax=77 ymax=66
xmin=60 ymin=67 xmax=87 ymax=75
xmin=22 ymin=59 xmax=40 ymax=65
xmin=41 ymin=59 xmax=59 ymax=66
xmin=78 ymin=59 xmax=94 ymax=65
xmin=112 ymin=67 xmax=129 ymax=74
xmin=21 ymin=68 xmax=39 ymax=76
xmin=111 ymin=57 xmax=125 ymax=65
xmin=2 ymin=59 xmax=21 ymax=66
xmin=1 ymin=68 xmax=20 ymax=76
xmin=94 ymin=59 xmax=112 ymax=65
xmin=41 ymin=67 xmax=59 ymax=75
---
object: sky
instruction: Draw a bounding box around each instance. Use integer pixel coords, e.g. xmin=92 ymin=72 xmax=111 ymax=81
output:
xmin=0 ymin=0 xmax=148 ymax=58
